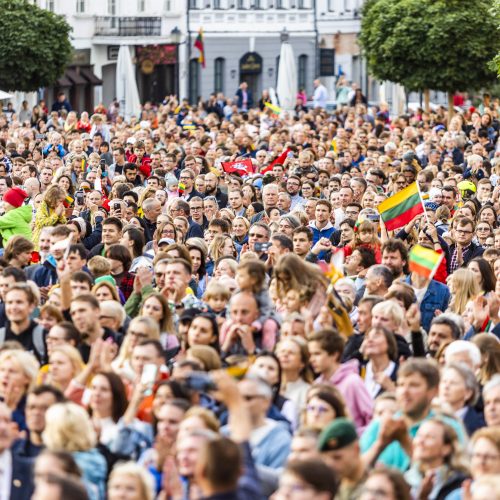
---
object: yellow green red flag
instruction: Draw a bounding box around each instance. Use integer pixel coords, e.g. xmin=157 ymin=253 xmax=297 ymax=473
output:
xmin=377 ymin=182 xmax=424 ymax=231
xmin=409 ymin=244 xmax=443 ymax=280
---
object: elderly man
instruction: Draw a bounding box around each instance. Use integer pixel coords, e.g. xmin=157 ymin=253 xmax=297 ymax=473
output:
xmin=251 ymin=183 xmax=281 ymax=223
xmin=140 ymin=197 xmax=162 ymax=242
xmin=220 ymin=291 xmax=277 ymax=356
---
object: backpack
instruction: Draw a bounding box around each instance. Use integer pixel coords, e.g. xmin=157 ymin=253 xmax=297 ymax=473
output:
xmin=0 ymin=324 xmax=46 ymax=360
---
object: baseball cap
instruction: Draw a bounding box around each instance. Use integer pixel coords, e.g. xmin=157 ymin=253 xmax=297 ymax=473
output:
xmin=317 ymin=418 xmax=358 ymax=452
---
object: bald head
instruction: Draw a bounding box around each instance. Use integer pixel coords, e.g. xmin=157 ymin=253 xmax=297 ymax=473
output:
xmin=229 ymin=291 xmax=259 ymax=325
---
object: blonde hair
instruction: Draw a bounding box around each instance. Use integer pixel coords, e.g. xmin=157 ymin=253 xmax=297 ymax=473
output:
xmin=182 ymin=406 xmax=220 ymax=433
xmin=203 ymin=280 xmax=231 ymax=301
xmin=209 ymin=235 xmax=234 ymax=261
xmin=114 ymin=316 xmax=160 ymax=371
xmin=87 ymin=256 xmax=111 ymax=278
xmin=92 ymin=281 xmax=120 ymax=302
xmin=0 ymin=350 xmax=39 ymax=391
xmin=48 ymin=345 xmax=84 ymax=383
xmin=43 ymin=402 xmax=97 ymax=452
xmin=108 ymin=462 xmax=155 ymax=500
xmin=371 ymin=300 xmax=405 ymax=329
xmin=447 ymin=268 xmax=480 ymax=315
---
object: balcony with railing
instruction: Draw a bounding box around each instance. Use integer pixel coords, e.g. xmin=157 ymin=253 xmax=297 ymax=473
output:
xmin=95 ymin=17 xmax=162 ymax=37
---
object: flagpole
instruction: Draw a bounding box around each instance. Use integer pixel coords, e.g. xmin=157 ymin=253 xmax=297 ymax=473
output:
xmin=415 ymin=181 xmax=430 ymax=226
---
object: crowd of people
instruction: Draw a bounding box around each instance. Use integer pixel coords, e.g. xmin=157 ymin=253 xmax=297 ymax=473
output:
xmin=0 ymin=85 xmax=499 ymax=500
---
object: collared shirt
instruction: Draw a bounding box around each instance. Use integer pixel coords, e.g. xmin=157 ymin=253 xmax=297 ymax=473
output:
xmin=449 ymin=243 xmax=471 ymax=274
xmin=0 ymin=449 xmax=12 ymax=500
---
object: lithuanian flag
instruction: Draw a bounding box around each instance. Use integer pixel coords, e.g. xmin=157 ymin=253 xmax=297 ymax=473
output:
xmin=409 ymin=244 xmax=443 ymax=280
xmin=194 ymin=28 xmax=205 ymax=68
xmin=63 ymin=194 xmax=74 ymax=208
xmin=264 ymin=102 xmax=282 ymax=115
xmin=377 ymin=182 xmax=424 ymax=231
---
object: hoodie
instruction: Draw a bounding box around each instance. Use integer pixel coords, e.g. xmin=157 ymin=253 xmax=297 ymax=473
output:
xmin=316 ymin=359 xmax=373 ymax=433
xmin=0 ymin=204 xmax=32 ymax=243
xmin=73 ymin=448 xmax=107 ymax=500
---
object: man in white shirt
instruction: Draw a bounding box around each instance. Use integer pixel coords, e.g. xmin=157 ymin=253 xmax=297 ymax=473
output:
xmin=313 ymin=79 xmax=328 ymax=108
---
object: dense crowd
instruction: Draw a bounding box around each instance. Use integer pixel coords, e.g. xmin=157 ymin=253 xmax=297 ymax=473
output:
xmin=0 ymin=86 xmax=499 ymax=500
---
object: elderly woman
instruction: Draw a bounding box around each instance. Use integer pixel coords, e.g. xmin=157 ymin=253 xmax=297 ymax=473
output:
xmin=439 ymin=362 xmax=485 ymax=435
xmin=0 ymin=349 xmax=40 ymax=430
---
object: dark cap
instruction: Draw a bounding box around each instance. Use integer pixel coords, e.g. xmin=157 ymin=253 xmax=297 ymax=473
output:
xmin=317 ymin=418 xmax=358 ymax=452
xmin=179 ymin=307 xmax=204 ymax=323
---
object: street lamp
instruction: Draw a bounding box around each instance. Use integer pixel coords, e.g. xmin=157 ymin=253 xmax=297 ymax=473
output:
xmin=170 ymin=27 xmax=182 ymax=98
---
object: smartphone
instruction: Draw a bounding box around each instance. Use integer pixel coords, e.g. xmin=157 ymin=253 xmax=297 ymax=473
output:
xmin=100 ymin=159 xmax=107 ymax=169
xmin=75 ymin=191 xmax=85 ymax=206
xmin=35 ymin=133 xmax=46 ymax=140
xmin=141 ymin=363 xmax=158 ymax=396
xmin=254 ymin=242 xmax=272 ymax=253
xmin=112 ymin=201 xmax=121 ymax=210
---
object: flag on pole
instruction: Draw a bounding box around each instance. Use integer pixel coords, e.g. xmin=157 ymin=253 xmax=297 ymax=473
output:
xmin=330 ymin=138 xmax=338 ymax=153
xmin=409 ymin=245 xmax=443 ymax=280
xmin=377 ymin=182 xmax=424 ymax=231
xmin=261 ymin=148 xmax=291 ymax=174
xmin=194 ymin=28 xmax=205 ymax=68
xmin=221 ymin=159 xmax=253 ymax=176
xmin=63 ymin=194 xmax=74 ymax=208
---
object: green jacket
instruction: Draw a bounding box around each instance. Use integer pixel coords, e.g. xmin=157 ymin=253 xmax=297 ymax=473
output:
xmin=0 ymin=205 xmax=32 ymax=244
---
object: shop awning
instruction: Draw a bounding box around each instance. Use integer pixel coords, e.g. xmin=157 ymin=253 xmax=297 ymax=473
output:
xmin=80 ymin=67 xmax=103 ymax=86
xmin=56 ymin=73 xmax=72 ymax=87
xmin=66 ymin=68 xmax=87 ymax=85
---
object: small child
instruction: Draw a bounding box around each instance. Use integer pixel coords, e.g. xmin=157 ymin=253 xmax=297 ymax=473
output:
xmin=88 ymin=255 xmax=112 ymax=279
xmin=235 ymin=258 xmax=275 ymax=323
xmin=203 ymin=280 xmax=231 ymax=318
xmin=0 ymin=187 xmax=31 ymax=243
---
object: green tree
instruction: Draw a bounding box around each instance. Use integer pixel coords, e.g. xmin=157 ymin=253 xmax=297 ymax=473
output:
xmin=0 ymin=0 xmax=72 ymax=92
xmin=359 ymin=0 xmax=500 ymax=112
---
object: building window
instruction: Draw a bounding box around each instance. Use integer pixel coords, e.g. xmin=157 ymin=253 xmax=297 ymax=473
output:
xmin=298 ymin=54 xmax=308 ymax=90
xmin=138 ymin=0 xmax=146 ymax=11
xmin=189 ymin=58 xmax=200 ymax=104
xmin=214 ymin=58 xmax=225 ymax=93
xmin=164 ymin=0 xmax=172 ymax=8
xmin=47 ymin=0 xmax=55 ymax=11
xmin=214 ymin=0 xmax=221 ymax=8
xmin=76 ymin=0 xmax=85 ymax=13
xmin=275 ymin=55 xmax=280 ymax=84
xmin=188 ymin=0 xmax=199 ymax=8
xmin=108 ymin=0 xmax=116 ymax=14
xmin=237 ymin=0 xmax=246 ymax=8
xmin=276 ymin=0 xmax=284 ymax=8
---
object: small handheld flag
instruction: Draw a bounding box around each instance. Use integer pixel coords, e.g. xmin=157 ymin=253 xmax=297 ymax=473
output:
xmin=194 ymin=28 xmax=205 ymax=68
xmin=377 ymin=182 xmax=424 ymax=231
xmin=221 ymin=159 xmax=253 ymax=176
xmin=409 ymin=245 xmax=443 ymax=280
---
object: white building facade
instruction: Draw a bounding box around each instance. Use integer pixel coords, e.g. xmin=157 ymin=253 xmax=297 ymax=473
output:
xmin=34 ymin=0 xmax=371 ymax=109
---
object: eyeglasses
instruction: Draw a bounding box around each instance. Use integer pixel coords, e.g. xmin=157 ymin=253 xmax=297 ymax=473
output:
xmin=287 ymin=181 xmax=300 ymax=187
xmin=477 ymin=227 xmax=490 ymax=232
xmin=249 ymin=232 xmax=266 ymax=239
xmin=455 ymin=229 xmax=473 ymax=235
xmin=190 ymin=206 xmax=203 ymax=211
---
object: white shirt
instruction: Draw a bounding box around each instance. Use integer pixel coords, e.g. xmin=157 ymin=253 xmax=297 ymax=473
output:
xmin=0 ymin=449 xmax=12 ymax=500
xmin=313 ymin=85 xmax=328 ymax=108
xmin=364 ymin=360 xmax=396 ymax=398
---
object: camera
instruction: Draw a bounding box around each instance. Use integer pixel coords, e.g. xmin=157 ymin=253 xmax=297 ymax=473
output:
xmin=254 ymin=242 xmax=272 ymax=253
xmin=75 ymin=191 xmax=85 ymax=206
xmin=183 ymin=372 xmax=217 ymax=392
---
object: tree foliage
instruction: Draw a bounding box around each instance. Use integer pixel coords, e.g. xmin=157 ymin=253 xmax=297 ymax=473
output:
xmin=0 ymin=0 xmax=72 ymax=92
xmin=359 ymin=0 xmax=500 ymax=93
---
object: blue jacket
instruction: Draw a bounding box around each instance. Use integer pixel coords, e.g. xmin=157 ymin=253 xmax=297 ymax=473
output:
xmin=308 ymin=221 xmax=336 ymax=245
xmin=405 ymin=276 xmax=450 ymax=332
xmin=73 ymin=449 xmax=107 ymax=500
xmin=33 ymin=257 xmax=58 ymax=288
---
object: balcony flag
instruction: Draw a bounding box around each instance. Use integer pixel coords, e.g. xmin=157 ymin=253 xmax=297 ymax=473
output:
xmin=194 ymin=28 xmax=206 ymax=68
